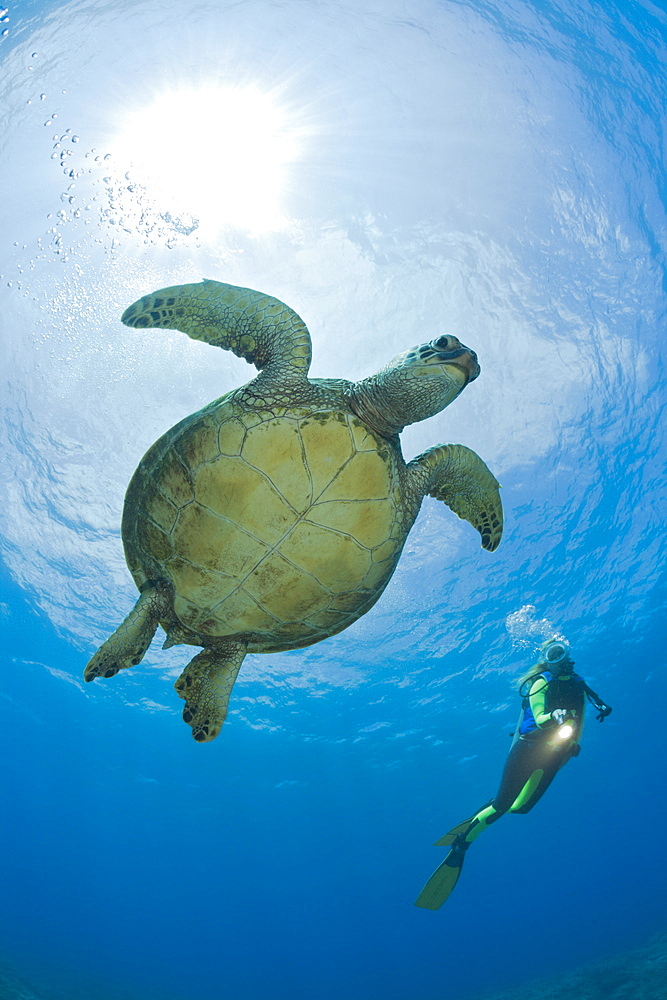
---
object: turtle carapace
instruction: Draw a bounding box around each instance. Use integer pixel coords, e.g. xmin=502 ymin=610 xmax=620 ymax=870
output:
xmin=84 ymin=280 xmax=503 ymax=741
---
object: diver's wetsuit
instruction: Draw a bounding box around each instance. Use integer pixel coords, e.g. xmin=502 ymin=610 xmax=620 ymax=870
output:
xmin=415 ymin=652 xmax=611 ymax=909
xmin=462 ymin=669 xmax=585 ymax=841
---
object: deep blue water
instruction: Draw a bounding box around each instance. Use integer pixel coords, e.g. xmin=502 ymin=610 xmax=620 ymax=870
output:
xmin=1 ymin=1 xmax=666 ymax=998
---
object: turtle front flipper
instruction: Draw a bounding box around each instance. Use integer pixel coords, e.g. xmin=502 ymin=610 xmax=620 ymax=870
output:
xmin=84 ymin=583 xmax=171 ymax=681
xmin=174 ymin=641 xmax=247 ymax=743
xmin=121 ymin=279 xmax=312 ymax=383
xmin=408 ymin=444 xmax=503 ymax=552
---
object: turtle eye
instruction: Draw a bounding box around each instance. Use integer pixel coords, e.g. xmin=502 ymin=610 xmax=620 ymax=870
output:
xmin=433 ymin=335 xmax=455 ymax=350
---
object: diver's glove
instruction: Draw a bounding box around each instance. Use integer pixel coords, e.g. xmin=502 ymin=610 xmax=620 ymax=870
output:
xmin=596 ymin=704 xmax=612 ymax=722
xmin=551 ymin=709 xmax=574 ymax=726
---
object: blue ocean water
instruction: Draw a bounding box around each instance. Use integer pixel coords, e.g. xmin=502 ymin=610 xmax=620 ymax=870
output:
xmin=0 ymin=1 xmax=665 ymax=999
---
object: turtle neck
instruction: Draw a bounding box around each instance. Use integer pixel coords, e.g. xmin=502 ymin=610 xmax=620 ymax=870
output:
xmin=345 ymin=380 xmax=405 ymax=439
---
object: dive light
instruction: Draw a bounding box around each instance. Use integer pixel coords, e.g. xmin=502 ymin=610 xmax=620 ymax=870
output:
xmin=551 ymin=708 xmax=576 ymax=741
xmin=556 ymin=721 xmax=575 ymax=741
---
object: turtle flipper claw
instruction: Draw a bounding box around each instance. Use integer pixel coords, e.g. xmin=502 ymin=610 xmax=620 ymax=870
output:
xmin=409 ymin=443 xmax=503 ymax=552
xmin=84 ymin=584 xmax=170 ymax=682
xmin=84 ymin=636 xmax=150 ymax=681
xmin=174 ymin=642 xmax=246 ymax=742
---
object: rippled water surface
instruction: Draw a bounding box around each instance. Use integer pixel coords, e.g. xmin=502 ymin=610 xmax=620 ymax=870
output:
xmin=1 ymin=1 xmax=665 ymax=998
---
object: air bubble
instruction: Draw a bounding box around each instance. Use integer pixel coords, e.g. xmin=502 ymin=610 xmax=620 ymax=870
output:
xmin=1 ymin=29 xmax=9 ymax=38
xmin=71 ymin=135 xmax=80 ymax=143
xmin=44 ymin=119 xmax=53 ymax=126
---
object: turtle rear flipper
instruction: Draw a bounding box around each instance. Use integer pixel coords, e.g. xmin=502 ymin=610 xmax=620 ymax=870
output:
xmin=174 ymin=641 xmax=247 ymax=742
xmin=84 ymin=583 xmax=171 ymax=681
xmin=408 ymin=443 xmax=503 ymax=552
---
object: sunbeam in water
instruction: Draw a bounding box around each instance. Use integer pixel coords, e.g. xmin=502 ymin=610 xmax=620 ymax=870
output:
xmin=0 ymin=2 xmax=665 ymax=1000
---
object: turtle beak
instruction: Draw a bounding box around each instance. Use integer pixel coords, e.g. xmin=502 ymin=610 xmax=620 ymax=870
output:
xmin=431 ymin=336 xmax=480 ymax=384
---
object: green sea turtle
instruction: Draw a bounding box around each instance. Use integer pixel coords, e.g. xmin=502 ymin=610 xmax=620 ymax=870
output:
xmin=84 ymin=279 xmax=502 ymax=741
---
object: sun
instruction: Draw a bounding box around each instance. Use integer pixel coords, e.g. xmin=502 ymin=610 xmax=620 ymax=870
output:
xmin=110 ymin=84 xmax=305 ymax=234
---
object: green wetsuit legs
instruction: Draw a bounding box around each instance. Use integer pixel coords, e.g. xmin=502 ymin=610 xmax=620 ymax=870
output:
xmin=462 ymin=733 xmax=572 ymax=842
xmin=415 ymin=735 xmax=573 ymax=908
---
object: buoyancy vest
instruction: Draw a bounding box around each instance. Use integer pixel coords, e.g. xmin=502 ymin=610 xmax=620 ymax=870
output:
xmin=518 ymin=670 xmax=586 ymax=735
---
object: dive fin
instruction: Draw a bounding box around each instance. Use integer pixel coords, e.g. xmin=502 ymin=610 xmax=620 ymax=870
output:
xmin=433 ymin=815 xmax=476 ymax=847
xmin=433 ymin=801 xmax=493 ymax=846
xmin=415 ymin=842 xmax=468 ymax=910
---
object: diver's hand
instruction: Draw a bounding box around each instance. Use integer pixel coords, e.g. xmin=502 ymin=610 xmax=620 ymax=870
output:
xmin=551 ymin=709 xmax=570 ymax=725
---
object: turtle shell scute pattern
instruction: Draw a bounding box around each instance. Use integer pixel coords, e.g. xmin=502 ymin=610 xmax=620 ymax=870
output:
xmin=122 ymin=402 xmax=409 ymax=653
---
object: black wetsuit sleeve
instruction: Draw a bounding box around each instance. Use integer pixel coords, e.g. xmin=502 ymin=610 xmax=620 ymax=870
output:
xmin=583 ymin=683 xmax=612 ymax=719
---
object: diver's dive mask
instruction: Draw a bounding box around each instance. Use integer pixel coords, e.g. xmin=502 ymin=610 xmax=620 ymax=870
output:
xmin=542 ymin=640 xmax=573 ymax=671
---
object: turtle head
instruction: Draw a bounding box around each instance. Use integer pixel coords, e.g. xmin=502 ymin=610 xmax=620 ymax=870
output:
xmin=348 ymin=335 xmax=480 ymax=438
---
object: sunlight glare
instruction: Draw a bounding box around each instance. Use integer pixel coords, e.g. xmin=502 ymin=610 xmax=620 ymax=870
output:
xmin=111 ymin=85 xmax=304 ymax=234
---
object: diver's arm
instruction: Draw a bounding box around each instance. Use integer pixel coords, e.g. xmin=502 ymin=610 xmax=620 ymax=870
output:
xmin=529 ymin=677 xmax=587 ymax=738
xmin=527 ymin=677 xmax=554 ymax=728
xmin=528 ymin=677 xmax=581 ymax=729
xmin=582 ymin=683 xmax=612 ymax=720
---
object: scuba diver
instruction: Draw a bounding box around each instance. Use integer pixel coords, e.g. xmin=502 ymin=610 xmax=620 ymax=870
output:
xmin=415 ymin=638 xmax=612 ymax=910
